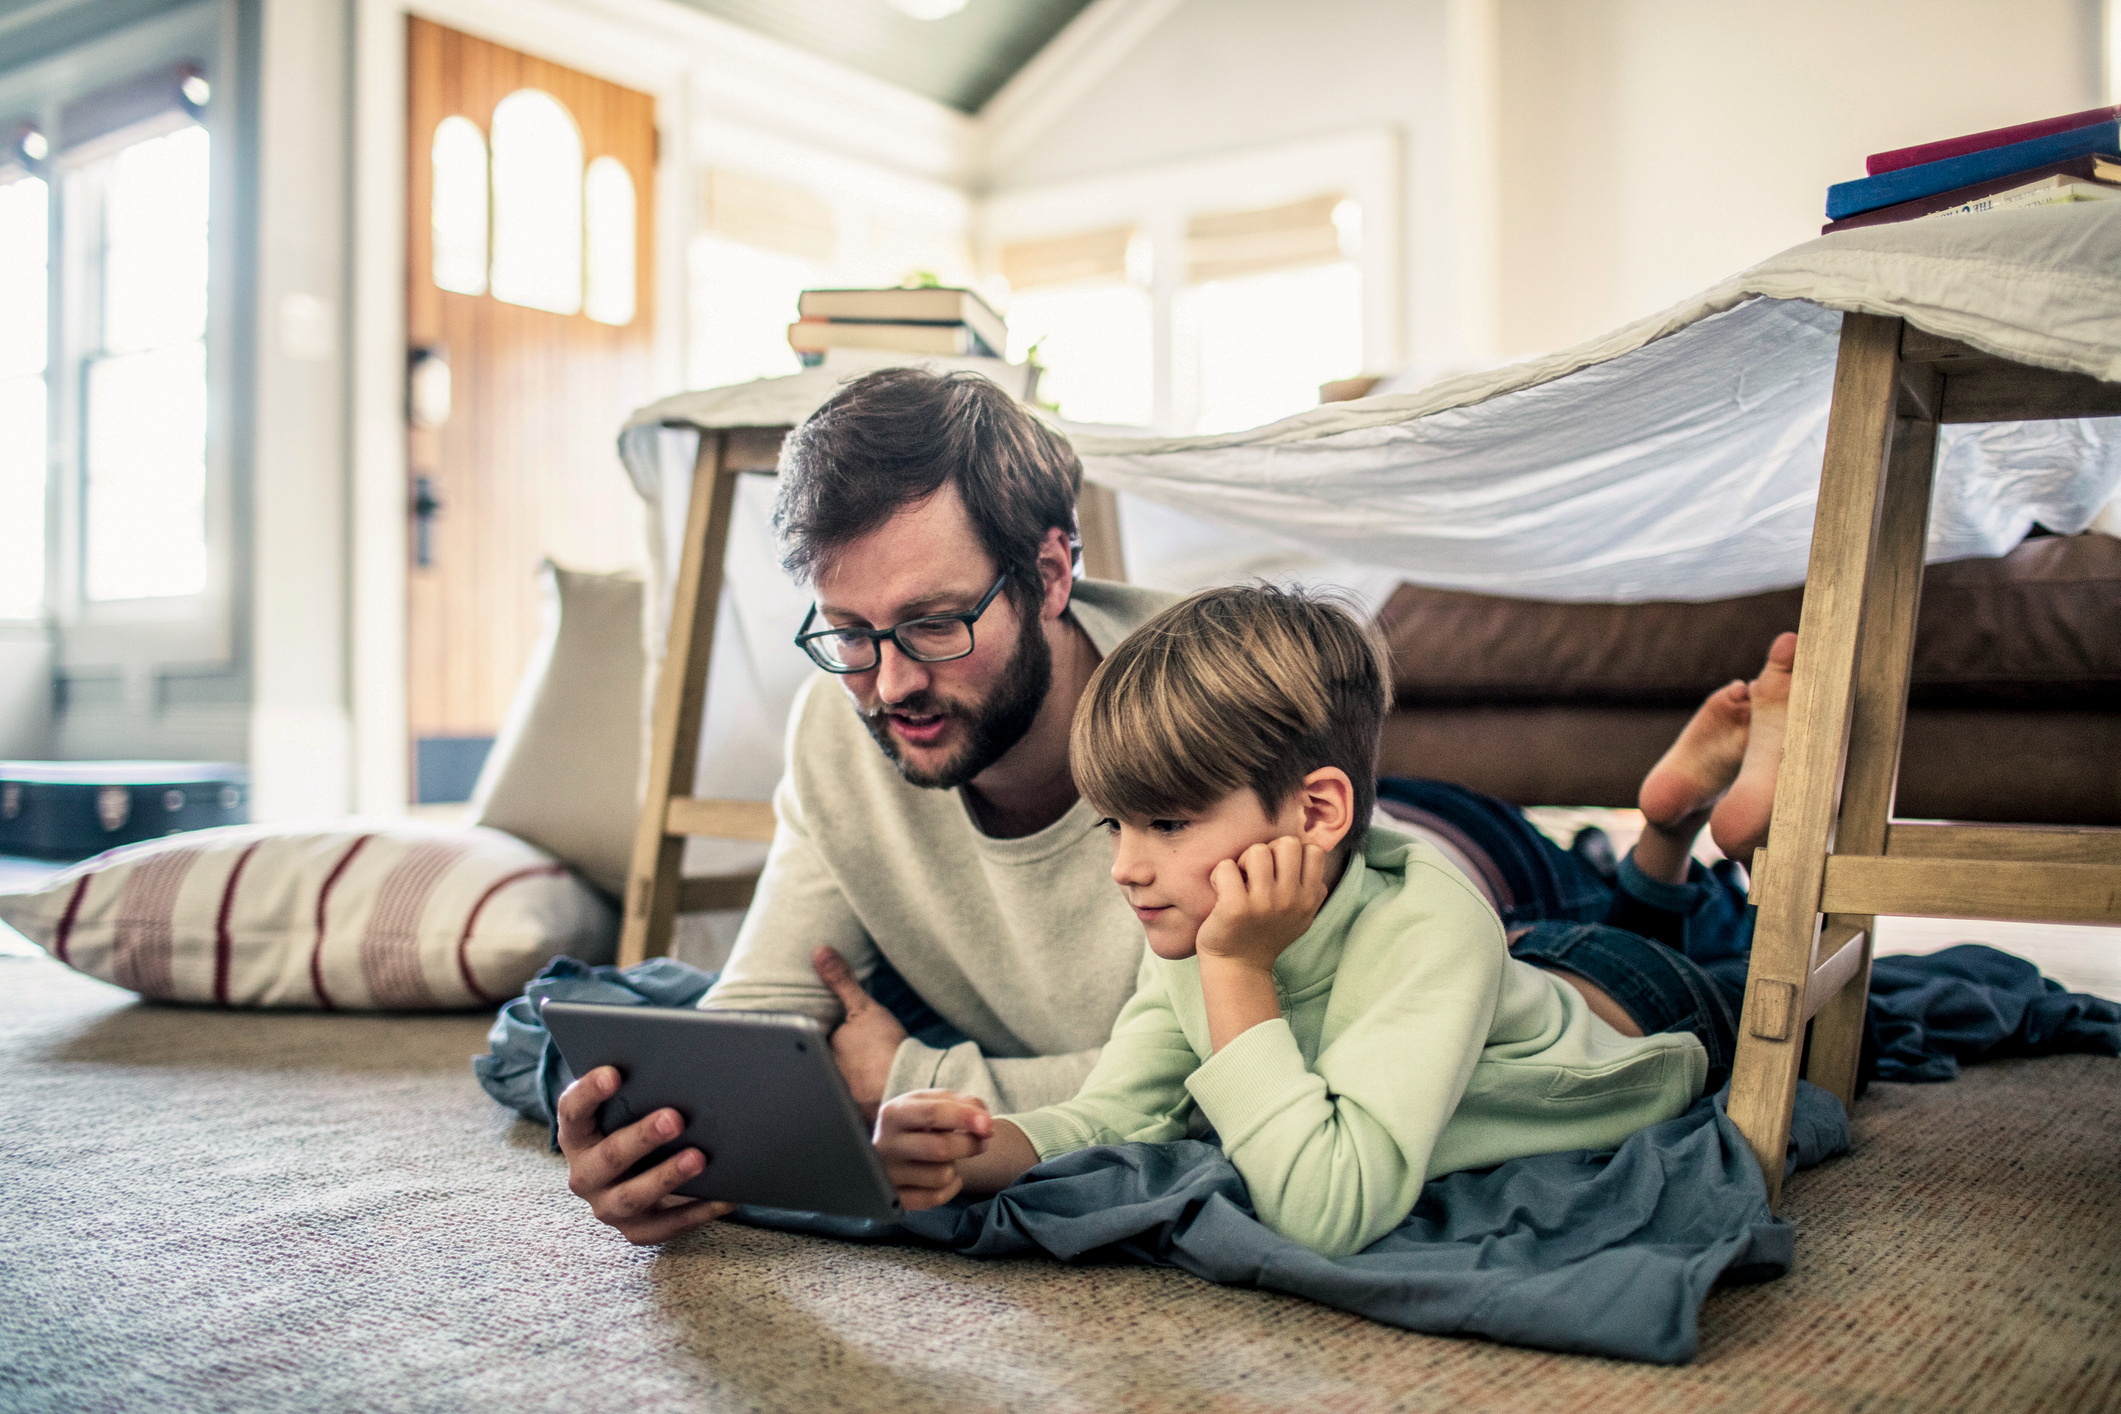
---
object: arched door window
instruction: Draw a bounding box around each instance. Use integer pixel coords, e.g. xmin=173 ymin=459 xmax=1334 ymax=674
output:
xmin=488 ymin=89 xmax=582 ymax=315
xmin=430 ymin=115 xmax=488 ymax=296
xmin=583 ymin=155 xmax=635 ymax=326
xmin=429 ymin=89 xmax=636 ymax=327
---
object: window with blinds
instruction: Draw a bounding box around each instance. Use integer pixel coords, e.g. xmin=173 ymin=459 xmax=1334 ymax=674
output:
xmin=686 ymin=162 xmax=974 ymax=395
xmin=997 ymin=224 xmax=1152 ymax=426
xmin=1177 ymin=194 xmax=1364 ymax=434
xmin=697 ymin=167 xmax=838 ymax=264
xmin=1185 ymin=193 xmax=1355 ymax=284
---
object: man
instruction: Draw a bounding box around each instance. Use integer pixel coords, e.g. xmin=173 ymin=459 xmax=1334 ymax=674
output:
xmin=559 ymin=367 xmax=1795 ymax=1245
xmin=563 ymin=367 xmax=1175 ymax=1243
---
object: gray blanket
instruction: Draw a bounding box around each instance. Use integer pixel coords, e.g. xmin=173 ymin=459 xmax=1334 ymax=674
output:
xmin=737 ymin=1083 xmax=1848 ymax=1365
xmin=483 ymin=941 xmax=2121 ymax=1364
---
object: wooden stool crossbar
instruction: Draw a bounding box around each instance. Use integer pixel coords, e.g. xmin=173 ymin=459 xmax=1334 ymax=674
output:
xmin=1725 ymin=313 xmax=2121 ymax=1206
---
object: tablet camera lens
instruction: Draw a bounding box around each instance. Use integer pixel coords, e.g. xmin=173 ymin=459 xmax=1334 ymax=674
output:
xmin=795 ymin=1041 xmax=806 ymax=1052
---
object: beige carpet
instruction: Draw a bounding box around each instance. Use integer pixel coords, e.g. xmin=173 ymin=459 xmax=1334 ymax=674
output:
xmin=3 ymin=950 xmax=2117 ymax=1414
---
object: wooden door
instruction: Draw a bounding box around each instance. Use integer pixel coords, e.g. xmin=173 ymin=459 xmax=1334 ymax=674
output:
xmin=405 ymin=18 xmax=654 ymax=802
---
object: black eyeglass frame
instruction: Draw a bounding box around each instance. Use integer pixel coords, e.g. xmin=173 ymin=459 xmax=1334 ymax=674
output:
xmin=794 ymin=571 xmax=1012 ymax=674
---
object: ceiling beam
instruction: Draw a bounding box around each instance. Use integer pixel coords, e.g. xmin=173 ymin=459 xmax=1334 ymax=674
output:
xmin=975 ymin=0 xmax=1184 ymax=179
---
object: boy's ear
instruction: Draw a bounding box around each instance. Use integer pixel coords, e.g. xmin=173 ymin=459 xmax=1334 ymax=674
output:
xmin=1296 ymin=767 xmax=1355 ymax=852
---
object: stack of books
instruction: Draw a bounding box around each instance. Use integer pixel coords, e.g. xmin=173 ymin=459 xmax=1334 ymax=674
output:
xmin=1823 ymin=104 xmax=2121 ymax=233
xmin=787 ymin=286 xmax=1008 ymax=364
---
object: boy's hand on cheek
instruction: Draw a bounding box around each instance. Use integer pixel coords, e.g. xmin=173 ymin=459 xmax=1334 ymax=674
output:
xmin=1195 ymin=836 xmax=1329 ymax=975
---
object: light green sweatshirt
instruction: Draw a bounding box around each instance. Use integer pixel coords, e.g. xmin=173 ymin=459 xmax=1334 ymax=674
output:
xmin=1004 ymin=826 xmax=1708 ymax=1259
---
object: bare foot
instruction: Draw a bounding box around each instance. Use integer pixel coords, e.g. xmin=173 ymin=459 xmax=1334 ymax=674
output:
xmin=1631 ymin=678 xmax=1751 ymax=883
xmin=1710 ymin=632 xmax=1797 ymax=862
xmin=1639 ymin=680 xmax=1752 ymax=833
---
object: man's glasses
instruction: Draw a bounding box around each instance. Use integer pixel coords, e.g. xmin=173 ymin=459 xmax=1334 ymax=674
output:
xmin=794 ymin=572 xmax=1011 ymax=674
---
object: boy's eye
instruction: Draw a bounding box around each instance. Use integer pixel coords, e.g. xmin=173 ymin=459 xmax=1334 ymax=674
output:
xmin=1149 ymin=819 xmax=1188 ymax=835
xmin=1095 ymin=817 xmax=1118 ymax=834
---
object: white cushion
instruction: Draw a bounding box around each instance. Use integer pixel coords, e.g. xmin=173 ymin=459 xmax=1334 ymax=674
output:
xmin=470 ymin=562 xmax=646 ymax=898
xmin=0 ymin=821 xmax=615 ymax=1009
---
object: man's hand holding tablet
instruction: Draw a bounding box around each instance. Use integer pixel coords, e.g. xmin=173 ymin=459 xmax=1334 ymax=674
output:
xmin=545 ymin=1003 xmax=905 ymax=1240
xmin=557 ymin=1066 xmax=735 ymax=1246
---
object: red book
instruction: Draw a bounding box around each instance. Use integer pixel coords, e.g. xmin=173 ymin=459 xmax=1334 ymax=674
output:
xmin=1867 ymin=105 xmax=2121 ymax=175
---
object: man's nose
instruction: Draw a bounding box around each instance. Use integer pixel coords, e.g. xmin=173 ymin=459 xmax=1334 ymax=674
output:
xmin=874 ymin=639 xmax=932 ymax=705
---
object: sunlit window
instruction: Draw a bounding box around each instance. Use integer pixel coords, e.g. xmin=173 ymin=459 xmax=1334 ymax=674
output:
xmin=0 ymin=173 xmax=47 ymax=618
xmin=81 ymin=123 xmax=210 ymax=601
xmin=688 ymin=235 xmax=818 ymax=389
xmin=1006 ymin=282 xmax=1153 ymax=426
xmin=1179 ymin=260 xmax=1363 ymax=435
xmin=584 ymin=155 xmax=636 ymax=326
xmin=103 ymin=125 xmax=209 ymax=354
xmin=430 ymin=115 xmax=488 ymax=296
xmin=489 ymin=89 xmax=582 ymax=316
xmin=85 ymin=343 xmax=208 ymax=601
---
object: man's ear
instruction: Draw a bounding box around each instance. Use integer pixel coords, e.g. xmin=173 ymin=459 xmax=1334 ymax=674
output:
xmin=1296 ymin=768 xmax=1355 ymax=853
xmin=1034 ymin=524 xmax=1074 ymax=623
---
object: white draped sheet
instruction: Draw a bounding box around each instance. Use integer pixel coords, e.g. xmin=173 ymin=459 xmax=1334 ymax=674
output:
xmin=617 ymin=204 xmax=2121 ymax=803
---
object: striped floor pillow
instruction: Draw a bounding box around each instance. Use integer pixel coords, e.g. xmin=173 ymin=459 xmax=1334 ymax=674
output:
xmin=0 ymin=821 xmax=616 ymax=1009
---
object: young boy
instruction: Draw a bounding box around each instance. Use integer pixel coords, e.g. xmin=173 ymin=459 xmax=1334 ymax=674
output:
xmin=872 ymin=585 xmax=1707 ymax=1259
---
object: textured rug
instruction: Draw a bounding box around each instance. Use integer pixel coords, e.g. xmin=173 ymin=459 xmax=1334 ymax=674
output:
xmin=2 ymin=950 xmax=2116 ymax=1414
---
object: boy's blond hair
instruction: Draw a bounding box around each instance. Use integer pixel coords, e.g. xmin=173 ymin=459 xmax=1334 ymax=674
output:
xmin=1071 ymin=584 xmax=1393 ymax=851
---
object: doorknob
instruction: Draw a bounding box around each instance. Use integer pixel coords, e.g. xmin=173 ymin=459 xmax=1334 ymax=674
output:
xmin=411 ymin=476 xmax=444 ymax=567
xmin=408 ymin=343 xmax=451 ymax=428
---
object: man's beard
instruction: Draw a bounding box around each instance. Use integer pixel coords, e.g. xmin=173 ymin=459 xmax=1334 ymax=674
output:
xmin=860 ymin=612 xmax=1054 ymax=790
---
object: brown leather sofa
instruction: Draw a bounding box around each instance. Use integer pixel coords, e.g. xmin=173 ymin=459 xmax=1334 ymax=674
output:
xmin=1373 ymin=533 xmax=2120 ymax=825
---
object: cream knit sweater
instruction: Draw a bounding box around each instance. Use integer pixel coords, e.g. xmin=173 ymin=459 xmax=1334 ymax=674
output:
xmin=698 ymin=580 xmax=1175 ymax=1113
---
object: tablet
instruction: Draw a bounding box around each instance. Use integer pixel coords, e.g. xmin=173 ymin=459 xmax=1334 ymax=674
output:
xmin=542 ymin=1001 xmax=903 ymax=1223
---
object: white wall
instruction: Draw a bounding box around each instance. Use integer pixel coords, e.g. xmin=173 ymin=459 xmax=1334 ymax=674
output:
xmin=1494 ymin=0 xmax=2105 ymax=357
xmin=250 ymin=0 xmax=353 ymax=819
xmin=986 ymin=0 xmax=2107 ymax=371
xmin=984 ymin=0 xmax=1470 ymax=376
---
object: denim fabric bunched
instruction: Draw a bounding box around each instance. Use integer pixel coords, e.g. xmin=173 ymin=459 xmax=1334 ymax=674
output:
xmin=1376 ymin=777 xmax=1756 ymax=1092
xmin=1507 ymin=922 xmax=1743 ymax=1093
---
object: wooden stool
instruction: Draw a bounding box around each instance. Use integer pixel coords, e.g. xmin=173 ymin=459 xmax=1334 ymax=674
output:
xmin=616 ymin=421 xmax=1129 ymax=968
xmin=1726 ymin=313 xmax=2121 ymax=1206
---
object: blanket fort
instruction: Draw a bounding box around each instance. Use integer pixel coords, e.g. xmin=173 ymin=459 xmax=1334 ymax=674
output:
xmin=616 ymin=201 xmax=2121 ymax=806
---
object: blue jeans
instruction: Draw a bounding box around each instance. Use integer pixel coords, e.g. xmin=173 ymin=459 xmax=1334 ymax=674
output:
xmin=1377 ymin=778 xmax=1756 ymax=1093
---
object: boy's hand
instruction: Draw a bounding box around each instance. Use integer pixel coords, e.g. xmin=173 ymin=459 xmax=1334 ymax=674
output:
xmin=1195 ymin=836 xmax=1328 ymax=974
xmin=873 ymin=1089 xmax=993 ymax=1210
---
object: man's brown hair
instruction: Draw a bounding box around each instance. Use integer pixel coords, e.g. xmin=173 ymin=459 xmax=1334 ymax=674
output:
xmin=772 ymin=367 xmax=1082 ymax=611
xmin=1071 ymin=584 xmax=1392 ymax=852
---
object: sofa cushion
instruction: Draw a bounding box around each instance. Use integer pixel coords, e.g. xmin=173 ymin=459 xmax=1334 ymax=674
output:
xmin=0 ymin=821 xmax=616 ymax=1008
xmin=469 ymin=563 xmax=646 ymax=899
xmin=1375 ymin=534 xmax=2121 ymax=710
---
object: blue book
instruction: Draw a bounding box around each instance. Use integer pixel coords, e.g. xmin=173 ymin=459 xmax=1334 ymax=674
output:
xmin=1827 ymin=119 xmax=2121 ymax=219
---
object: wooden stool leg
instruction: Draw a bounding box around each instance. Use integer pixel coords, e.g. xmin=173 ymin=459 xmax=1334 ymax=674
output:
xmin=619 ymin=431 xmax=740 ymax=967
xmin=1804 ymin=386 xmax=1940 ymax=1105
xmin=1727 ymin=313 xmax=1904 ymax=1207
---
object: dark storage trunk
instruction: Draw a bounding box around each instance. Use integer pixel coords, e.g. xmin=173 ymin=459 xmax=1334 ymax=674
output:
xmin=0 ymin=763 xmax=249 ymax=860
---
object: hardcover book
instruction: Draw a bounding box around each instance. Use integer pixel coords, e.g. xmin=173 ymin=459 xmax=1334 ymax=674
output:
xmin=1822 ymin=156 xmax=2121 ymax=233
xmin=1866 ymin=104 xmax=2121 ymax=175
xmin=795 ymin=287 xmax=1007 ymax=360
xmin=1827 ymin=119 xmax=2121 ymax=219
xmin=787 ymin=319 xmax=1000 ymax=359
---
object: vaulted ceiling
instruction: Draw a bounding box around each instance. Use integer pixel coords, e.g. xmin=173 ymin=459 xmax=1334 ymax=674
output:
xmin=667 ymin=0 xmax=1098 ymax=113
